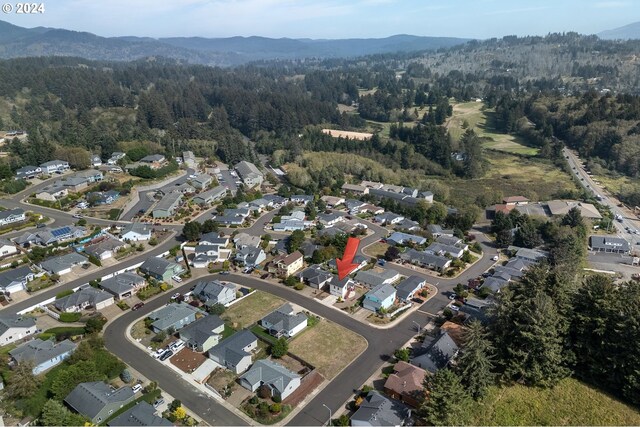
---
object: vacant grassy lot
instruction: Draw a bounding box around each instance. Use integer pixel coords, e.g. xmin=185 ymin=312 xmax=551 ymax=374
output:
xmin=464 ymin=378 xmax=640 ymax=426
xmin=221 ymin=291 xmax=285 ymax=329
xmin=289 ymin=319 xmax=367 ymax=379
xmin=363 ymin=241 xmax=389 ymax=258
xmin=450 ymin=151 xmax=578 ymax=206
xmin=447 ymin=101 xmax=539 ymax=156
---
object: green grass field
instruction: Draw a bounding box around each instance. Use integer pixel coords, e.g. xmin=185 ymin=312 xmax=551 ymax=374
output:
xmin=464 ymin=378 xmax=640 ymax=426
xmin=221 ymin=291 xmax=285 ymax=329
xmin=447 ymin=101 xmax=539 ymax=156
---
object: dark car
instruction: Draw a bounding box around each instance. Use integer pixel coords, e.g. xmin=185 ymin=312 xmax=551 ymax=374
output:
xmin=159 ymin=350 xmax=173 ymax=361
xmin=132 ymin=302 xmax=145 ymax=311
xmin=220 ymin=271 xmax=230 ymax=275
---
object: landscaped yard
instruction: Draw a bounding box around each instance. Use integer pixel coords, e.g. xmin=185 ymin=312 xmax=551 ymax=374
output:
xmin=221 ymin=291 xmax=285 ymax=329
xmin=463 ymin=378 xmax=640 ymax=426
xmin=288 ymin=319 xmax=367 ymax=379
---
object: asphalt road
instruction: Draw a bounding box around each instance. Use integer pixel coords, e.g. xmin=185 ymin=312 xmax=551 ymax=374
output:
xmin=563 ymin=147 xmax=640 ymax=247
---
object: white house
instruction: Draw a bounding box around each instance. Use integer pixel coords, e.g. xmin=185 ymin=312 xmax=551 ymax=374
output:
xmin=0 ymin=316 xmax=37 ymax=346
xmin=0 ymin=209 xmax=26 ymax=227
xmin=260 ymin=304 xmax=308 ymax=338
xmin=121 ymin=223 xmax=152 ymax=241
xmin=329 ymin=276 xmax=355 ymax=299
xmin=40 ymin=160 xmax=70 ymax=174
xmin=0 ymin=239 xmax=18 ymax=258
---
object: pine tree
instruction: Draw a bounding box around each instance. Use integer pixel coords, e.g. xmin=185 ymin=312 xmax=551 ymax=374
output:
xmin=6 ymin=361 xmax=40 ymax=399
xmin=456 ymin=320 xmax=495 ymax=400
xmin=419 ymin=369 xmax=471 ymax=426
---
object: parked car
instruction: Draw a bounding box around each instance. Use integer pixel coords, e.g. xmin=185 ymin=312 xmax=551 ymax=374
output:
xmin=132 ymin=384 xmax=143 ymax=394
xmin=448 ymin=292 xmax=457 ymax=300
xmin=159 ymin=350 xmax=173 ymax=361
xmin=171 ymin=292 xmax=181 ymax=300
xmin=73 ymin=214 xmax=83 ymax=219
xmin=220 ymin=271 xmax=230 ymax=275
xmin=449 ymin=304 xmax=460 ymax=312
xmin=377 ymin=259 xmax=386 ymax=266
xmin=172 ymin=275 xmax=183 ymax=283
xmin=132 ymin=302 xmax=145 ymax=311
xmin=153 ymin=398 xmax=165 ymax=408
xmin=492 ymin=255 xmax=499 ymax=261
xmin=170 ymin=340 xmax=185 ymax=352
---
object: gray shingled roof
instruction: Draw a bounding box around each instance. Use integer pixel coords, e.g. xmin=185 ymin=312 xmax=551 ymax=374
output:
xmin=0 ymin=316 xmax=36 ymax=336
xmin=260 ymin=304 xmax=307 ymax=335
xmin=396 ymin=276 xmax=426 ymax=301
xmin=100 ymin=273 xmax=145 ymax=296
xmin=108 ymin=402 xmax=172 ymax=426
xmin=411 ymin=332 xmax=459 ymax=373
xmin=239 ymin=359 xmax=300 ymax=395
xmin=355 ymin=269 xmax=400 ymax=288
xmin=365 ymin=283 xmax=396 ymax=301
xmin=179 ymin=315 xmax=224 ymax=349
xmin=209 ymin=330 xmax=257 ymax=367
xmin=298 ymin=265 xmax=333 ymax=287
xmin=149 ymin=303 xmax=198 ymax=331
xmin=139 ymin=257 xmax=178 ymax=277
xmin=40 ymin=252 xmax=87 ymax=274
xmin=0 ymin=266 xmax=33 ymax=289
xmin=351 ymin=391 xmax=409 ymax=426
xmin=10 ymin=338 xmax=76 ymax=366
xmin=65 ymin=381 xmax=134 ymax=420
xmin=54 ymin=287 xmax=113 ymax=311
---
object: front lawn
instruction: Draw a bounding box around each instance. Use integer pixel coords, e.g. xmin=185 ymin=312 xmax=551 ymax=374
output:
xmin=463 ymin=377 xmax=640 ymax=426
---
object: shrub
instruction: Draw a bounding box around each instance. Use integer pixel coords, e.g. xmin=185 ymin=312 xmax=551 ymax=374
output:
xmin=269 ymin=403 xmax=281 ymax=413
xmin=152 ymin=331 xmax=167 ymax=343
xmin=149 ymin=238 xmax=158 ymax=246
xmin=159 ymin=283 xmax=169 ymax=292
xmin=271 ymin=337 xmax=288 ymax=358
xmin=88 ymin=255 xmax=102 ymax=266
xmin=45 ymin=326 xmax=86 ymax=340
xmin=249 ymin=396 xmax=259 ymax=405
xmin=443 ymin=308 xmax=453 ymax=320
xmin=294 ymin=283 xmax=304 ymax=291
xmin=58 ymin=312 xmax=81 ymax=323
xmin=208 ymin=303 xmax=226 ymax=315
xmin=257 ymin=402 xmax=270 ymax=417
xmin=120 ymin=368 xmax=132 ymax=382
xmin=85 ymin=316 xmax=107 ymax=333
xmin=272 ymin=395 xmax=282 ymax=403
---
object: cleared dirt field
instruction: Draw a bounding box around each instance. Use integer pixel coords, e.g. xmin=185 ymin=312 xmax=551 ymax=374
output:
xmin=221 ymin=291 xmax=285 ymax=329
xmin=322 ymin=129 xmax=373 ymax=140
xmin=289 ymin=319 xmax=367 ymax=380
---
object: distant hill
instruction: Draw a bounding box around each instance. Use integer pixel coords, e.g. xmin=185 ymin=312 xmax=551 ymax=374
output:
xmin=598 ymin=21 xmax=640 ymax=40
xmin=0 ymin=20 xmax=470 ymax=65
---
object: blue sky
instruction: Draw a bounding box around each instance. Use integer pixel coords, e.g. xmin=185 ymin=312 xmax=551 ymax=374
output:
xmin=3 ymin=0 xmax=639 ymax=39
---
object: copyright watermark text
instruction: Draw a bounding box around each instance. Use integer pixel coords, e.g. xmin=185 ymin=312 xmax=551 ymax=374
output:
xmin=2 ymin=3 xmax=45 ymax=13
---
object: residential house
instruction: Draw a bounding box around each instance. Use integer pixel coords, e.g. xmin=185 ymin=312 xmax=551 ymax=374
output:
xmin=399 ymin=249 xmax=451 ymax=272
xmin=239 ymin=359 xmax=301 ymax=400
xmin=345 ymin=199 xmax=367 ymax=213
xmin=65 ymin=381 xmax=135 ymax=424
xmin=369 ymin=188 xmax=425 ymax=208
xmin=235 ymin=161 xmax=263 ymax=189
xmin=15 ymin=165 xmax=42 ymax=180
xmin=40 ymin=252 xmax=87 ymax=276
xmin=299 ymin=241 xmax=320 ymax=259
xmin=84 ymin=236 xmax=126 ymax=260
xmin=547 ymin=200 xmax=602 ymax=219
xmin=514 ymin=247 xmax=549 ymax=263
xmin=182 ymin=151 xmax=196 ymax=168
xmin=320 ymin=195 xmax=345 ymax=207
xmin=91 ymin=155 xmax=102 ymax=167
xmin=354 ymin=269 xmax=401 ymax=288
xmin=72 ymin=169 xmax=104 ymax=184
xmin=341 ymin=183 xmax=369 ymax=195
xmin=483 ymin=274 xmax=511 ymax=293
xmin=192 ymin=280 xmax=236 ymax=307
xmin=420 ymin=191 xmax=435 ymax=203
xmin=179 ymin=314 xmax=225 ymax=352
xmin=290 ymin=195 xmax=313 ymax=205
xmin=40 ymin=160 xmax=70 ymax=174
xmin=200 ymin=233 xmax=229 ymax=247
xmin=208 ymin=330 xmax=258 ymax=374
xmin=263 ymin=194 xmax=287 ymax=207
xmin=375 ymin=212 xmax=405 ymax=225
xmin=191 ymin=173 xmax=212 ymax=190
xmin=359 ymin=204 xmax=385 ymax=215
xmin=107 ymin=152 xmax=126 ymax=165
xmin=87 ymin=190 xmax=120 ymax=205
xmin=54 ymin=287 xmax=114 ymax=312
xmin=387 ymin=232 xmax=427 ymax=246
xmin=589 ymin=235 xmax=630 ymax=254
xmin=35 ymin=184 xmax=68 ymax=201
xmin=260 ymin=304 xmax=307 ymax=338
xmin=148 ymin=303 xmax=199 ymax=333
xmin=0 ymin=238 xmax=18 ymax=258
xmin=234 ymin=247 xmax=266 ymax=268
xmin=329 ymin=276 xmax=355 ymax=299
xmin=0 ymin=208 xmax=26 ymax=227
xmin=268 ymin=251 xmax=304 ymax=277
xmin=363 ymin=283 xmax=396 ymax=312
xmin=171 ymin=182 xmax=195 ymax=195
xmin=427 ymin=224 xmax=454 ymax=237
xmin=107 ymin=401 xmax=172 ymax=427
xmin=411 ymin=331 xmax=459 ymax=373
xmin=0 ymin=316 xmax=37 ymax=346
xmin=351 ymin=391 xmax=411 ymax=427
xmin=99 ymin=273 xmax=146 ymax=300
xmin=395 ymin=276 xmax=426 ymax=302
xmin=298 ymin=265 xmax=333 ymax=289
xmin=234 ymin=233 xmax=261 ymax=249
xmin=15 ymin=225 xmax=85 ymax=247
xmin=213 ymin=208 xmax=250 ymax=226
xmin=317 ymin=212 xmax=344 ymax=227
xmin=383 ymin=361 xmax=427 ymax=407
xmin=425 ymin=242 xmax=465 ymax=259
xmin=395 ymin=218 xmax=421 ymax=232
xmin=152 ymin=192 xmax=183 ymax=218
xmin=192 ymin=186 xmax=227 ymax=205
xmin=503 ymin=196 xmax=529 ymax=206
xmin=9 ymin=338 xmax=77 ymax=374
xmin=192 ymin=245 xmax=225 ymax=268
xmin=0 ymin=266 xmax=35 ymax=294
xmin=139 ymin=257 xmax=184 ymax=282
xmin=327 ymin=255 xmax=369 ymax=274
xmin=140 ymin=154 xmax=166 ymax=169
xmin=435 ymin=235 xmax=464 ymax=247
xmin=121 ymin=223 xmax=152 ymax=241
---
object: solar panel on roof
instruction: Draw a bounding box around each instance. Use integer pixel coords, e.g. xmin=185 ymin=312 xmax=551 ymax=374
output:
xmin=52 ymin=227 xmax=71 ymax=237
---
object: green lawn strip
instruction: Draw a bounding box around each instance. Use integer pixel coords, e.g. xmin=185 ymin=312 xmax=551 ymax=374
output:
xmin=249 ymin=324 xmax=277 ymax=345
xmin=100 ymin=389 xmax=162 ymax=426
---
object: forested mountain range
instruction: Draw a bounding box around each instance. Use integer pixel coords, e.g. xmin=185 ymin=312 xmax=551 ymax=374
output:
xmin=0 ymin=20 xmax=468 ymax=66
xmin=599 ymin=21 xmax=640 ymax=40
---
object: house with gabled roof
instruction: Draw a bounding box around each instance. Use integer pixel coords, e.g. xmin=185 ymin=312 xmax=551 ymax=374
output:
xmin=179 ymin=314 xmax=225 ymax=352
xmin=0 ymin=265 xmax=35 ymax=294
xmin=351 ymin=391 xmax=411 ymax=427
xmin=239 ymin=359 xmax=301 ymax=400
xmin=355 ymin=269 xmax=401 ymax=288
xmin=395 ymin=276 xmax=426 ymax=302
xmin=121 ymin=223 xmax=151 ymax=241
xmin=411 ymin=331 xmax=459 ymax=373
xmin=99 ymin=273 xmax=146 ymax=300
xmin=268 ymin=251 xmax=304 ymax=277
xmin=235 ymin=246 xmax=266 ymax=268
xmin=399 ymin=248 xmax=451 ymax=272
xmin=384 ymin=361 xmax=427 ymax=407
xmin=148 ymin=303 xmax=199 ymax=333
xmin=298 ymin=265 xmax=333 ymax=289
xmin=208 ymin=330 xmax=258 ymax=374
xmin=65 ymin=381 xmax=135 ymax=424
xmin=260 ymin=304 xmax=307 ymax=338
xmin=139 ymin=257 xmax=184 ymax=282
xmin=0 ymin=208 xmax=26 ymax=227
xmin=387 ymin=232 xmax=427 ymax=247
xmin=363 ymin=283 xmax=396 ymax=312
xmin=0 ymin=315 xmax=37 ymax=346
xmin=107 ymin=401 xmax=172 ymax=427
xmin=235 ymin=161 xmax=263 ymax=189
xmin=54 ymin=287 xmax=114 ymax=312
xmin=329 ymin=276 xmax=355 ymax=299
xmin=10 ymin=338 xmax=76 ymax=374
xmin=192 ymin=280 xmax=236 ymax=307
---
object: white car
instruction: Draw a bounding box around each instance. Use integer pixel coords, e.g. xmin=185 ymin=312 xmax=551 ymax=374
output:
xmin=73 ymin=214 xmax=83 ymax=219
xmin=170 ymin=340 xmax=185 ymax=352
xmin=449 ymin=304 xmax=460 ymax=312
xmin=172 ymin=275 xmax=183 ymax=283
xmin=132 ymin=384 xmax=143 ymax=394
xmin=492 ymin=255 xmax=499 ymax=261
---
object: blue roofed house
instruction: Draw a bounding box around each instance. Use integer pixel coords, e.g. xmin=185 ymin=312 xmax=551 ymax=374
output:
xmin=192 ymin=280 xmax=236 ymax=307
xmin=363 ymin=283 xmax=397 ymax=312
xmin=260 ymin=304 xmax=308 ymax=338
xmin=148 ymin=303 xmax=199 ymax=333
xmin=9 ymin=338 xmax=77 ymax=374
xmin=239 ymin=359 xmax=301 ymax=400
xmin=208 ymin=330 xmax=258 ymax=374
xmin=64 ymin=381 xmax=135 ymax=424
